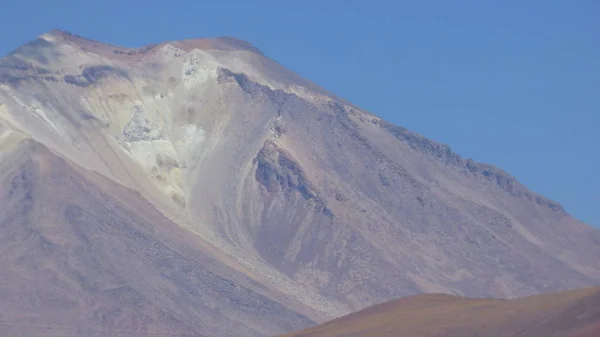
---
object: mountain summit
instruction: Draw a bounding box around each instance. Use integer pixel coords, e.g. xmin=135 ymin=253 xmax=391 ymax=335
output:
xmin=1 ymin=31 xmax=599 ymax=336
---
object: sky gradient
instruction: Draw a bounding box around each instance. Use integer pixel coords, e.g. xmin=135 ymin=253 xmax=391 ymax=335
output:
xmin=1 ymin=0 xmax=598 ymax=227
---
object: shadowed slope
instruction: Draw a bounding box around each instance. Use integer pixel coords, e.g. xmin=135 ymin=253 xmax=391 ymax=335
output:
xmin=0 ymin=138 xmax=314 ymax=337
xmin=281 ymin=287 xmax=600 ymax=337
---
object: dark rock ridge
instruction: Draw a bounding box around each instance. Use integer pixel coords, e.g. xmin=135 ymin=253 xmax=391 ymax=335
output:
xmin=254 ymin=140 xmax=332 ymax=216
xmin=376 ymin=120 xmax=565 ymax=213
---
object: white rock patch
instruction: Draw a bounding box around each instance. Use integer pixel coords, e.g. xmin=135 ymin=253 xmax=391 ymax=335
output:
xmin=173 ymin=123 xmax=205 ymax=168
xmin=182 ymin=52 xmax=220 ymax=90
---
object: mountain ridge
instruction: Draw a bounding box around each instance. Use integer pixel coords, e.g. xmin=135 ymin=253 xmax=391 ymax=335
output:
xmin=39 ymin=29 xmax=267 ymax=56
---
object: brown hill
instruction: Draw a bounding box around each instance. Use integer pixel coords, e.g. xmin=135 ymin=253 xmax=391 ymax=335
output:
xmin=281 ymin=287 xmax=600 ymax=337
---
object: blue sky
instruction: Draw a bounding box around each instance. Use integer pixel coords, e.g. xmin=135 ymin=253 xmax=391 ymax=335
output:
xmin=1 ymin=0 xmax=598 ymax=227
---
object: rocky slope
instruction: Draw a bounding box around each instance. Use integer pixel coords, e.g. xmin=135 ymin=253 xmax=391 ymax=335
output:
xmin=1 ymin=30 xmax=599 ymax=336
xmin=0 ymin=136 xmax=316 ymax=337
xmin=280 ymin=287 xmax=600 ymax=337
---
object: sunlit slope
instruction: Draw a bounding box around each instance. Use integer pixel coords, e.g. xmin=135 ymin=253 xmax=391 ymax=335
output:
xmin=281 ymin=287 xmax=600 ymax=337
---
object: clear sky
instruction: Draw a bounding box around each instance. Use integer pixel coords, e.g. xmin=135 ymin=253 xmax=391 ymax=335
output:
xmin=1 ymin=0 xmax=598 ymax=227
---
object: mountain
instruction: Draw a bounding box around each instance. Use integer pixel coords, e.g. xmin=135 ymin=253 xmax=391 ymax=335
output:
xmin=280 ymin=287 xmax=600 ymax=337
xmin=0 ymin=30 xmax=599 ymax=336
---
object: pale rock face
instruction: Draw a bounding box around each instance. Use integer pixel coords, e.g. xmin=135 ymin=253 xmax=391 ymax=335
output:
xmin=1 ymin=30 xmax=600 ymax=337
